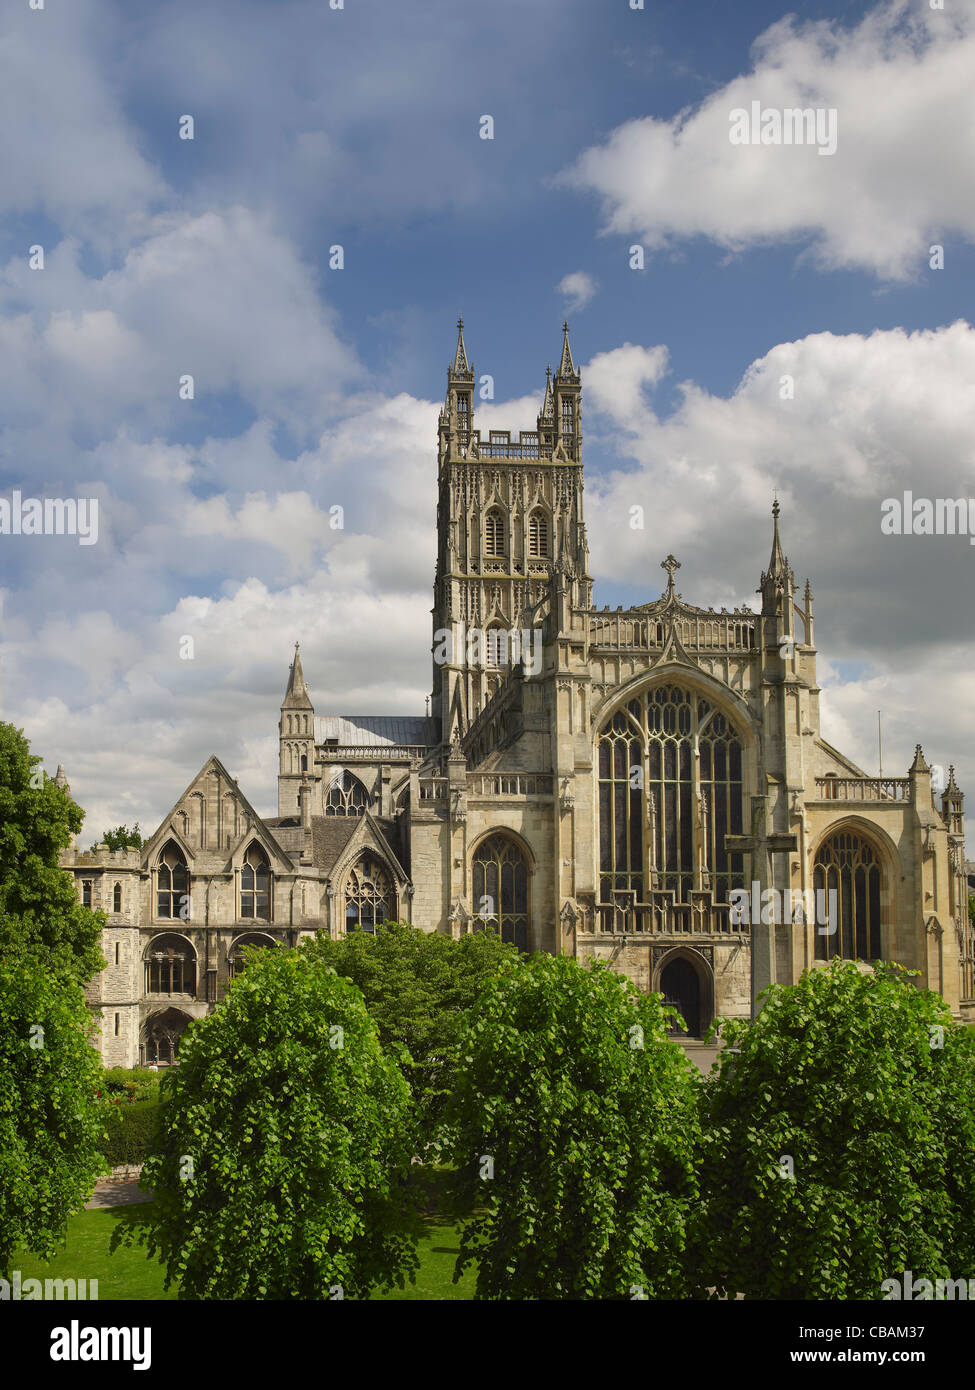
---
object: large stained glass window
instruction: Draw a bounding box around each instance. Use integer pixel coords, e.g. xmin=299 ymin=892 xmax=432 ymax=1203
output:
xmin=596 ymin=684 xmax=745 ymax=928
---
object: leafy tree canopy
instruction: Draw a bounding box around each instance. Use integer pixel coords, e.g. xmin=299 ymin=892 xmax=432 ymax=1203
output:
xmin=443 ymin=953 xmax=702 ymax=1300
xmin=0 ymin=723 xmax=102 ymax=984
xmin=99 ymin=824 xmax=143 ymax=852
xmin=117 ymin=944 xmax=419 ymax=1300
xmin=0 ymin=937 xmax=107 ymax=1273
xmin=304 ymin=920 xmax=520 ymax=1136
xmin=698 ymin=959 xmax=975 ymax=1299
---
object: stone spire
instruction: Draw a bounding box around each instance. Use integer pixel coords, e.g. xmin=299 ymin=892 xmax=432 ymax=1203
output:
xmin=556 ymin=321 xmax=578 ymax=381
xmin=452 ymin=317 xmax=472 ymax=378
xmin=541 ymin=365 xmax=553 ymax=418
xmin=282 ymin=642 xmax=313 ymax=710
xmin=54 ymin=763 xmax=70 ymax=793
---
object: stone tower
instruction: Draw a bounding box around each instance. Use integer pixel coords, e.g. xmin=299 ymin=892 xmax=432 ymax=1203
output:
xmin=431 ymin=319 xmax=592 ymax=743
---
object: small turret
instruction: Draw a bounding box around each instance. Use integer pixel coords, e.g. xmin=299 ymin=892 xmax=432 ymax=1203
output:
xmin=278 ymin=644 xmax=316 ymax=817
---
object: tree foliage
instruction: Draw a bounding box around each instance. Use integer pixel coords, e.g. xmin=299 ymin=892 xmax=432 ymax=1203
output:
xmin=443 ymin=953 xmax=701 ymax=1299
xmin=0 ymin=722 xmax=102 ymax=984
xmin=305 ymin=920 xmax=519 ymax=1135
xmin=99 ymin=824 xmax=143 ymax=852
xmin=697 ymin=959 xmax=975 ymax=1299
xmin=0 ymin=941 xmax=107 ymax=1272
xmin=118 ymin=945 xmax=419 ymax=1299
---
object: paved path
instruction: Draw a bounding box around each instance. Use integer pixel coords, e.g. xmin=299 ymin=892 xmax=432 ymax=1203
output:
xmin=86 ymin=1177 xmax=152 ymax=1209
xmin=679 ymin=1041 xmax=723 ymax=1075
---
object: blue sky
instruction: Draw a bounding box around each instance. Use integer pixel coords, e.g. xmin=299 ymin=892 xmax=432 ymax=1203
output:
xmin=1 ymin=0 xmax=974 ymax=833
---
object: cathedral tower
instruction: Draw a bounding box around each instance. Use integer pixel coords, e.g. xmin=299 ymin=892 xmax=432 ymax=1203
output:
xmin=431 ymin=320 xmax=592 ymax=744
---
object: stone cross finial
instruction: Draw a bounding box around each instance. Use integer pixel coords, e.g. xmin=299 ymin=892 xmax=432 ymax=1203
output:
xmin=661 ymin=554 xmax=681 ymax=593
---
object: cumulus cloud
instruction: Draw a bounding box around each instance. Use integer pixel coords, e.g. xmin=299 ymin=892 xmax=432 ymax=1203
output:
xmin=560 ymin=0 xmax=975 ymax=280
xmin=582 ymin=319 xmax=975 ymax=786
xmin=556 ymin=271 xmax=598 ymax=312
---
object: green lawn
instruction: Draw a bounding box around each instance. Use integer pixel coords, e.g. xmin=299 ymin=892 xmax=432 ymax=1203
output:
xmin=13 ymin=1202 xmax=476 ymax=1301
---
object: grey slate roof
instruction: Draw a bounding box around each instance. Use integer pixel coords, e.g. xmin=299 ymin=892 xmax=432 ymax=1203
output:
xmin=315 ymin=715 xmax=438 ymax=748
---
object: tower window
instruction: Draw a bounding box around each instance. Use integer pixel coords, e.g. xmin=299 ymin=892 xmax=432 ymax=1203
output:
xmin=561 ymin=399 xmax=573 ymax=438
xmin=528 ymin=511 xmax=549 ymax=558
xmin=485 ymin=510 xmax=505 ymax=558
xmin=115 ymin=942 xmax=120 ymax=966
xmin=114 ymin=1013 xmax=120 ymax=1036
xmin=82 ymin=880 xmax=93 ymax=908
xmin=113 ymin=882 xmax=122 ymax=913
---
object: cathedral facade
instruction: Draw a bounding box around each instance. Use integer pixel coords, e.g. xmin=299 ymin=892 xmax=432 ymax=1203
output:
xmin=62 ymin=322 xmax=974 ymax=1067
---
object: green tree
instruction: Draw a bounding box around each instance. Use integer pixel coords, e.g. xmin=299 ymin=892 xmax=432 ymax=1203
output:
xmin=697 ymin=959 xmax=975 ymax=1299
xmin=0 ymin=723 xmax=102 ymax=984
xmin=0 ymin=939 xmax=107 ymax=1273
xmin=100 ymin=824 xmax=143 ymax=852
xmin=305 ymin=920 xmax=519 ymax=1137
xmin=443 ymin=953 xmax=701 ymax=1299
xmin=117 ymin=945 xmax=419 ymax=1299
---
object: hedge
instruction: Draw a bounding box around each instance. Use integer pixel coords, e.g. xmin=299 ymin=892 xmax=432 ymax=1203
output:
xmin=102 ymin=1100 xmax=161 ymax=1167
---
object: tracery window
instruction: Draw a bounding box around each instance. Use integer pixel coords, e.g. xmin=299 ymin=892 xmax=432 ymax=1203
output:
xmin=324 ymin=771 xmax=369 ymax=816
xmin=528 ymin=510 xmax=549 ymax=558
xmin=156 ymin=843 xmax=188 ymax=920
xmin=485 ymin=510 xmax=505 ymax=557
xmin=345 ymin=856 xmax=393 ymax=934
xmin=561 ymin=399 xmax=573 ymax=439
xmin=814 ymin=831 xmax=882 ymax=961
xmin=144 ymin=1008 xmax=190 ymax=1066
xmin=240 ymin=843 xmax=271 ymax=919
xmin=145 ymin=935 xmax=196 ymax=996
xmin=596 ymin=685 xmax=745 ymax=925
xmin=471 ymin=834 xmax=529 ymax=950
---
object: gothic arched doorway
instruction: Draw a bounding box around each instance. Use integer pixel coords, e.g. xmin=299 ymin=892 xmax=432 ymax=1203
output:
xmin=660 ymin=957 xmax=701 ymax=1037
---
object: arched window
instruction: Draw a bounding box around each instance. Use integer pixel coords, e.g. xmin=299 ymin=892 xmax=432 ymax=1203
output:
xmin=561 ymin=399 xmax=573 ymax=439
xmin=485 ymin=509 xmax=505 ymax=557
xmin=814 ymin=830 xmax=882 ymax=962
xmin=144 ymin=1008 xmax=191 ymax=1066
xmin=240 ymin=843 xmax=271 ymax=920
xmin=145 ymin=935 xmax=196 ymax=997
xmin=156 ymin=843 xmax=188 ymax=920
xmin=113 ymin=882 xmax=122 ymax=913
xmin=229 ymin=932 xmax=277 ymax=979
xmin=596 ymin=685 xmax=745 ymax=929
xmin=300 ymin=753 xmax=308 ymax=772
xmin=345 ymin=856 xmax=393 ymax=934
xmin=325 ymin=771 xmax=369 ymax=816
xmin=471 ymin=835 xmax=529 ymax=950
xmin=528 ymin=510 xmax=549 ymax=558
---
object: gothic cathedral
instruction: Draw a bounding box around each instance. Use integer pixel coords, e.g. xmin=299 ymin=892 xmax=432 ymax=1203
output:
xmin=63 ymin=321 xmax=974 ymax=1066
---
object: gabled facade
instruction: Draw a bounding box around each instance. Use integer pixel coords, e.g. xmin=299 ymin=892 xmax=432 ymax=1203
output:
xmin=62 ymin=322 xmax=974 ymax=1065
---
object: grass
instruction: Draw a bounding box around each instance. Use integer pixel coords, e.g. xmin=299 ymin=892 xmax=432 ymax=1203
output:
xmin=12 ymin=1173 xmax=477 ymax=1301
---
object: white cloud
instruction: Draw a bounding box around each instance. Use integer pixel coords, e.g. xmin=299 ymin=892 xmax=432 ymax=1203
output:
xmin=556 ymin=271 xmax=598 ymax=312
xmin=560 ymin=0 xmax=975 ymax=280
xmin=582 ymin=319 xmax=975 ymax=788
